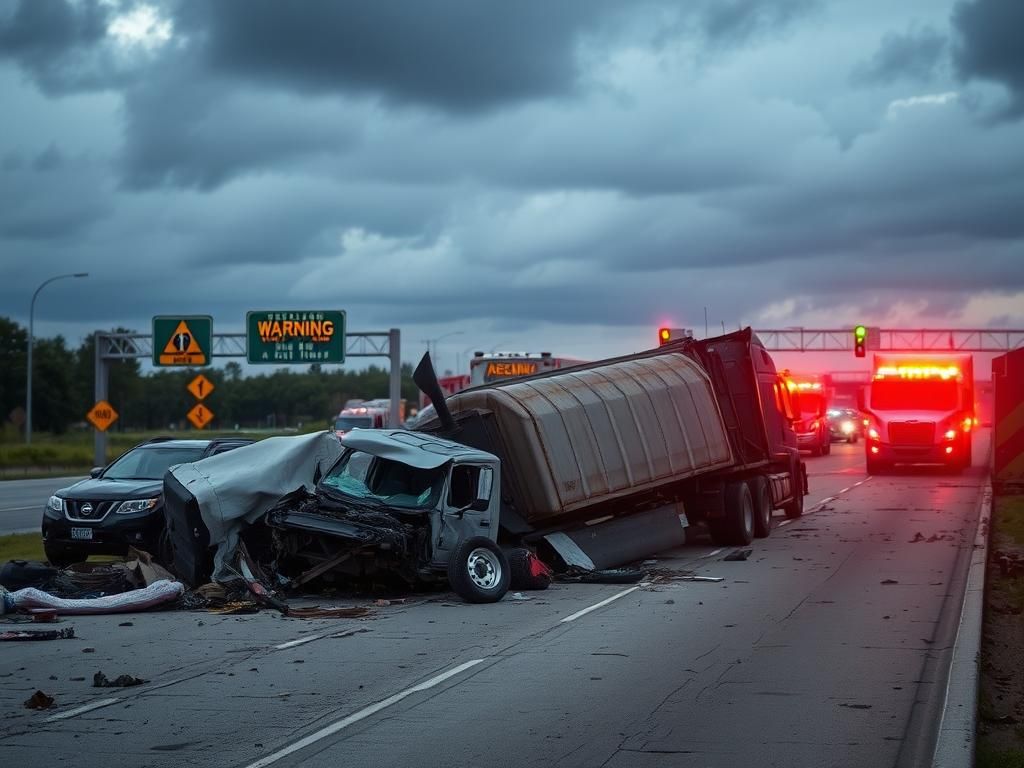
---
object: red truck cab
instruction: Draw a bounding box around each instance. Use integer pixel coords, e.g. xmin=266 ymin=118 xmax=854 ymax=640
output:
xmin=861 ymin=355 xmax=974 ymax=472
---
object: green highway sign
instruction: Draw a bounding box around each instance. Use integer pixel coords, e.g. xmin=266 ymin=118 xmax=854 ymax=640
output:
xmin=152 ymin=315 xmax=213 ymax=367
xmin=246 ymin=310 xmax=346 ymax=364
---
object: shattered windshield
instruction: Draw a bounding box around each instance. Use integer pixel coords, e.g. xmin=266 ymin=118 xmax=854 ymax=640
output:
xmin=320 ymin=449 xmax=446 ymax=509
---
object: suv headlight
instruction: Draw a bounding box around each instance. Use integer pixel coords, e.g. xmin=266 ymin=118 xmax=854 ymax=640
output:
xmin=47 ymin=495 xmax=65 ymax=513
xmin=114 ymin=498 xmax=160 ymax=515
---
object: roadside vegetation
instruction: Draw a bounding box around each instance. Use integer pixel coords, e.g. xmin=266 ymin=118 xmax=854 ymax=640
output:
xmin=0 ymin=532 xmax=45 ymax=562
xmin=978 ymin=493 xmax=1024 ymax=767
xmin=1 ymin=315 xmax=423 ymax=472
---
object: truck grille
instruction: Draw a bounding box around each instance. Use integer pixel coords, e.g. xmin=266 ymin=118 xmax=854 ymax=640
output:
xmin=889 ymin=422 xmax=935 ymax=446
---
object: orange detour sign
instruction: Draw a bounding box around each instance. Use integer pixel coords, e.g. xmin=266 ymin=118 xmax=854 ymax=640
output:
xmin=187 ymin=403 xmax=214 ymax=430
xmin=87 ymin=401 xmax=118 ymax=432
xmin=187 ymin=373 xmax=214 ymax=401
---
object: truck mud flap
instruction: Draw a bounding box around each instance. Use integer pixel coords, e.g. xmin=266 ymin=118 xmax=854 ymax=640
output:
xmin=544 ymin=504 xmax=687 ymax=571
xmin=163 ymin=472 xmax=212 ymax=587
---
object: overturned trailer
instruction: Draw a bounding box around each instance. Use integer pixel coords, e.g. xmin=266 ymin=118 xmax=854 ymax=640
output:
xmin=163 ymin=328 xmax=806 ymax=604
xmin=417 ymin=327 xmax=807 ymax=573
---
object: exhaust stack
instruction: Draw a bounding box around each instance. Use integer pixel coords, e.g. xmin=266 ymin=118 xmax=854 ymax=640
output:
xmin=413 ymin=352 xmax=456 ymax=433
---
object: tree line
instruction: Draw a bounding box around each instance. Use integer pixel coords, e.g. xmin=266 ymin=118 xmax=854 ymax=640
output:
xmin=0 ymin=317 xmax=420 ymax=435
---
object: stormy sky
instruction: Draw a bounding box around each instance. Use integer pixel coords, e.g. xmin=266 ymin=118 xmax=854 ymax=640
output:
xmin=1 ymin=0 xmax=1022 ymax=374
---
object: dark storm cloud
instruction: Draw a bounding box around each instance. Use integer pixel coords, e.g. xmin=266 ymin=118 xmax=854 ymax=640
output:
xmin=699 ymin=0 xmax=817 ymax=44
xmin=853 ymin=25 xmax=947 ymax=84
xmin=953 ymin=0 xmax=1024 ymax=116
xmin=0 ymin=0 xmax=115 ymax=93
xmin=117 ymin=60 xmax=355 ymax=190
xmin=174 ymin=0 xmax=621 ymax=113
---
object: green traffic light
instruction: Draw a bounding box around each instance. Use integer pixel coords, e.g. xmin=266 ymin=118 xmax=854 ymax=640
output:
xmin=854 ymin=325 xmax=867 ymax=339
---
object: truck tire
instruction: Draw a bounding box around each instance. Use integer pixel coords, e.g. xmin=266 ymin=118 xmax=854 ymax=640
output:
xmin=822 ymin=438 xmax=831 ymax=456
xmin=865 ymin=454 xmax=885 ymax=475
xmin=749 ymin=477 xmax=772 ymax=539
xmin=448 ymin=537 xmax=510 ymax=603
xmin=782 ymin=481 xmax=804 ymax=520
xmin=508 ymin=547 xmax=552 ymax=591
xmin=716 ymin=481 xmax=754 ymax=545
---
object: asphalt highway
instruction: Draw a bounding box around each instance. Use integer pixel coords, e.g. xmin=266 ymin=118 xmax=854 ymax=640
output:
xmin=0 ymin=476 xmax=83 ymax=535
xmin=0 ymin=435 xmax=988 ymax=768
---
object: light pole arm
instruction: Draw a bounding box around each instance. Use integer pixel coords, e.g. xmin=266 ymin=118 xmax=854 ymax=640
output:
xmin=26 ymin=272 xmax=88 ymax=444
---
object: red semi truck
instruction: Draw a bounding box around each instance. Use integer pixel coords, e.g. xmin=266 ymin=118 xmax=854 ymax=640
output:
xmin=860 ymin=354 xmax=975 ymax=472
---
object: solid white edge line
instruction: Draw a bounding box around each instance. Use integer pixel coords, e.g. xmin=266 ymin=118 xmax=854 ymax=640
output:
xmin=0 ymin=505 xmax=38 ymax=512
xmin=560 ymin=586 xmax=641 ymax=624
xmin=702 ymin=548 xmax=723 ymax=559
xmin=931 ymin=484 xmax=991 ymax=768
xmin=839 ymin=487 xmax=851 ymax=494
xmin=274 ymin=633 xmax=326 ymax=650
xmin=46 ymin=697 xmax=120 ymax=722
xmin=243 ymin=659 xmax=486 ymax=768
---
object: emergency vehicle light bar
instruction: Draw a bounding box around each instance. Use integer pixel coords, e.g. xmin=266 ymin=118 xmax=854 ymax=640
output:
xmin=873 ymin=365 xmax=960 ymax=380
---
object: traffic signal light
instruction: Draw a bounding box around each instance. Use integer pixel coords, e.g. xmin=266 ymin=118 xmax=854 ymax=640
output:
xmin=854 ymin=325 xmax=867 ymax=358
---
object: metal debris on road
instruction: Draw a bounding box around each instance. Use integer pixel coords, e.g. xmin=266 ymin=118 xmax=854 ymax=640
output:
xmin=23 ymin=691 xmax=55 ymax=710
xmin=0 ymin=627 xmax=75 ymax=641
xmin=723 ymin=549 xmax=753 ymax=562
xmin=93 ymin=671 xmax=147 ymax=688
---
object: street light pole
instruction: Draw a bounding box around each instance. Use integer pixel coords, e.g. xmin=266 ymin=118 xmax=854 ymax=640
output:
xmin=26 ymin=272 xmax=88 ymax=444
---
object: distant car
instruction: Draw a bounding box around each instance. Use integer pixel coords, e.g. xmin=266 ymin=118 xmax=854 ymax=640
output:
xmin=827 ymin=408 xmax=862 ymax=443
xmin=41 ymin=437 xmax=252 ymax=567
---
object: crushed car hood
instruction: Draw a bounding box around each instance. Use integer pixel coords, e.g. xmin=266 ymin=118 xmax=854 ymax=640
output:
xmin=340 ymin=429 xmax=496 ymax=469
xmin=166 ymin=431 xmax=344 ymax=581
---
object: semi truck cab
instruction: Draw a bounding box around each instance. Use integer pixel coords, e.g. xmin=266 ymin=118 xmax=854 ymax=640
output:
xmin=861 ymin=355 xmax=974 ymax=472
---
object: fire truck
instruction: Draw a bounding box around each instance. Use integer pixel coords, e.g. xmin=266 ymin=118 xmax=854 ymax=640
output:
xmin=860 ymin=354 xmax=975 ymax=472
xmin=787 ymin=375 xmax=832 ymax=457
xmin=333 ymin=399 xmax=404 ymax=436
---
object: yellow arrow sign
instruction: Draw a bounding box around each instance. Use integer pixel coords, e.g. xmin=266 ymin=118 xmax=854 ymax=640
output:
xmin=188 ymin=373 xmax=215 ymax=401
xmin=187 ymin=403 xmax=214 ymax=430
xmin=86 ymin=400 xmax=118 ymax=432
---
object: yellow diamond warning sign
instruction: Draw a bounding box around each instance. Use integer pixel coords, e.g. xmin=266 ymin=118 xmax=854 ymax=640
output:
xmin=187 ymin=373 xmax=214 ymax=401
xmin=86 ymin=401 xmax=118 ymax=432
xmin=152 ymin=316 xmax=212 ymax=367
xmin=187 ymin=403 xmax=214 ymax=430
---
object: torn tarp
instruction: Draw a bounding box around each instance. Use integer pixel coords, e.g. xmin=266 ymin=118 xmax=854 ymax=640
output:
xmin=166 ymin=431 xmax=343 ymax=582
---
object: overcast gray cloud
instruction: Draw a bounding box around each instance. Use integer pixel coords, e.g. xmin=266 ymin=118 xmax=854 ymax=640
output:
xmin=953 ymin=0 xmax=1024 ymax=117
xmin=1 ymin=0 xmax=1022 ymax=372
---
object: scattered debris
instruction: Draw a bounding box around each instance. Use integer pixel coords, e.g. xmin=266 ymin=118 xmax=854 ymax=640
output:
xmin=82 ymin=647 xmax=95 ymax=653
xmin=839 ymin=703 xmax=873 ymax=710
xmin=0 ymin=627 xmax=75 ymax=641
xmin=723 ymin=549 xmax=752 ymax=562
xmin=24 ymin=691 xmax=55 ymax=710
xmin=285 ymin=606 xmax=371 ymax=619
xmin=510 ymin=592 xmax=532 ymax=601
xmin=881 ymin=579 xmax=899 ymax=585
xmin=6 ymin=580 xmax=183 ymax=615
xmin=118 ymin=621 xmax=134 ymax=627
xmin=910 ymin=532 xmax=926 ymax=543
xmin=93 ymin=672 xmax=147 ymax=688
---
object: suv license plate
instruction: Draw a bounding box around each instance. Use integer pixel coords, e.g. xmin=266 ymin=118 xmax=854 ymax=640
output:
xmin=71 ymin=527 xmax=93 ymax=541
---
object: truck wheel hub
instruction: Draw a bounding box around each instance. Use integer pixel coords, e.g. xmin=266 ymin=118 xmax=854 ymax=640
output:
xmin=467 ymin=548 xmax=500 ymax=589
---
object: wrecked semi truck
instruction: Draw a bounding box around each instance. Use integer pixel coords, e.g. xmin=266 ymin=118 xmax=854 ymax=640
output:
xmin=162 ymin=328 xmax=806 ymax=604
xmin=416 ymin=327 xmax=807 ymax=574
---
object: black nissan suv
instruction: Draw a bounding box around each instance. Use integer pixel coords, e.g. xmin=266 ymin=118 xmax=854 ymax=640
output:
xmin=41 ymin=437 xmax=252 ymax=567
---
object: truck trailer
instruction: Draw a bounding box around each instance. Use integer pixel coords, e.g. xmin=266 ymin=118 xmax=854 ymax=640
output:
xmin=419 ymin=328 xmax=807 ymax=567
xmin=860 ymin=353 xmax=975 ymax=472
